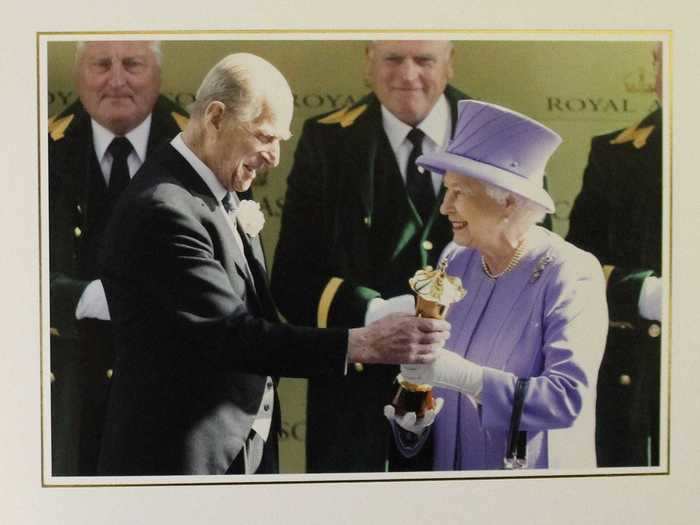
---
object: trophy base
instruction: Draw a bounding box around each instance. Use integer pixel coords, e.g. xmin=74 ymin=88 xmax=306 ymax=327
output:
xmin=391 ymin=379 xmax=434 ymax=418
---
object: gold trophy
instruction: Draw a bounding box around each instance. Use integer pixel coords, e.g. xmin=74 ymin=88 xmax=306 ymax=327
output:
xmin=391 ymin=257 xmax=466 ymax=418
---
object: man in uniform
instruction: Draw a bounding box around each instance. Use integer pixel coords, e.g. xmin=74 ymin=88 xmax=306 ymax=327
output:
xmin=271 ymin=40 xmax=468 ymax=472
xmin=567 ymin=42 xmax=663 ymax=466
xmin=48 ymin=40 xmax=188 ymax=474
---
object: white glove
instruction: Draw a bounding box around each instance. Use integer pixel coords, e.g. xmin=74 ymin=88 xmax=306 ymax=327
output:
xmin=383 ymin=398 xmax=444 ymax=435
xmin=638 ymin=275 xmax=662 ymax=322
xmin=75 ymin=279 xmax=111 ymax=321
xmin=364 ymin=294 xmax=415 ymax=326
xmin=401 ymin=348 xmax=484 ymax=398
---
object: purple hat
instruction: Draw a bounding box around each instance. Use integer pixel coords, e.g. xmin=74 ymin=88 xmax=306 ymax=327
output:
xmin=416 ymin=100 xmax=561 ymax=213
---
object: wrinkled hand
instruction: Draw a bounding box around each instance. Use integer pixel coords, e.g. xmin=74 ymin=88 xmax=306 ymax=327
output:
xmin=348 ymin=313 xmax=450 ymax=365
xmin=383 ymin=398 xmax=444 ymax=435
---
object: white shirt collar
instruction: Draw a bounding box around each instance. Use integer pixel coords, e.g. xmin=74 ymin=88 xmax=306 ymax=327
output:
xmin=381 ymin=94 xmax=450 ymax=153
xmin=170 ymin=133 xmax=232 ymax=206
xmin=91 ymin=114 xmax=152 ymax=163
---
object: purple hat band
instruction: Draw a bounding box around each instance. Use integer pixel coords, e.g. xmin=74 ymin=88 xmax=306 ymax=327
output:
xmin=416 ymin=100 xmax=561 ymax=213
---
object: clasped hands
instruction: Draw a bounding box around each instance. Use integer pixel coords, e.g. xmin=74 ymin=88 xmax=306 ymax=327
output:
xmin=384 ymin=348 xmax=485 ymax=435
xmin=354 ymin=294 xmax=484 ymax=435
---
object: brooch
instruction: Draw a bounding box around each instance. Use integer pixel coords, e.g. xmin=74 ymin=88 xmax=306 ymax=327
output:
xmin=530 ymin=254 xmax=553 ymax=283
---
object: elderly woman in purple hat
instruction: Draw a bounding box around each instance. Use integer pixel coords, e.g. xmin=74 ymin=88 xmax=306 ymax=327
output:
xmin=385 ymin=100 xmax=608 ymax=470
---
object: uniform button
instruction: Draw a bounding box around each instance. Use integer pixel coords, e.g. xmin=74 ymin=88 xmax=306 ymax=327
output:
xmin=73 ymin=226 xmax=82 ymax=238
xmin=266 ymin=380 xmax=273 ymax=389
xmin=619 ymin=374 xmax=632 ymax=386
xmin=263 ymin=404 xmax=270 ymax=412
xmin=363 ymin=216 xmax=371 ymax=227
xmin=50 ymin=372 xmax=56 ymax=383
xmin=106 ymin=369 xmax=114 ymax=380
xmin=648 ymin=323 xmax=661 ymax=338
xmin=76 ymin=204 xmax=82 ymax=214
xmin=422 ymin=240 xmax=433 ymax=251
xmin=354 ymin=363 xmax=364 ymax=373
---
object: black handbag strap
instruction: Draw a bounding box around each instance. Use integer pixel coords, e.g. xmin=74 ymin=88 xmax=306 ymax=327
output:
xmin=504 ymin=377 xmax=530 ymax=469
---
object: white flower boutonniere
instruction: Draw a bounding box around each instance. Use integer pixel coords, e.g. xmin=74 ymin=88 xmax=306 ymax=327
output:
xmin=236 ymin=200 xmax=266 ymax=238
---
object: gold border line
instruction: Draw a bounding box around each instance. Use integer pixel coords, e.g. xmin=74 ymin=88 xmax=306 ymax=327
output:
xmin=665 ymin=33 xmax=673 ymax=476
xmin=37 ymin=28 xmax=673 ymax=36
xmin=37 ymin=31 xmax=45 ymax=487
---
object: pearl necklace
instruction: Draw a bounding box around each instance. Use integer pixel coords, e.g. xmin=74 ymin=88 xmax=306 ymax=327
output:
xmin=481 ymin=241 xmax=526 ymax=280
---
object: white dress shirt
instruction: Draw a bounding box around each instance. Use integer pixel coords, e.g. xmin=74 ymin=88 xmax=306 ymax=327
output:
xmin=91 ymin=114 xmax=152 ymax=183
xmin=170 ymin=133 xmax=273 ymax=444
xmin=380 ymin=94 xmax=451 ymax=195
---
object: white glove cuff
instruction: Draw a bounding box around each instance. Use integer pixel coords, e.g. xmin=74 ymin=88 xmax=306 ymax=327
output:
xmin=432 ymin=348 xmax=484 ymax=398
xmin=364 ymin=294 xmax=416 ymax=326
xmin=75 ymin=279 xmax=111 ymax=321
xmin=638 ymin=275 xmax=662 ymax=322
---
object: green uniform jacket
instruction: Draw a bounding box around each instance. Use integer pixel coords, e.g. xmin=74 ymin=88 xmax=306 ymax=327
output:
xmin=567 ymin=107 xmax=662 ymax=467
xmin=48 ymin=96 xmax=188 ymax=474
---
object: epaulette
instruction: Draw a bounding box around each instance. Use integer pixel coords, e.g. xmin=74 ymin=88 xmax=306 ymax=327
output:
xmin=171 ymin=111 xmax=189 ymax=131
xmin=610 ymin=120 xmax=655 ymax=149
xmin=317 ymin=103 xmax=368 ymax=128
xmin=48 ymin=113 xmax=74 ymax=142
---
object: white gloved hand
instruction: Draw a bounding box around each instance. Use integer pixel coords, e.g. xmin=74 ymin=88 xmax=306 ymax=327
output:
xmin=401 ymin=348 xmax=484 ymax=398
xmin=638 ymin=275 xmax=662 ymax=322
xmin=75 ymin=279 xmax=111 ymax=321
xmin=364 ymin=294 xmax=416 ymax=326
xmin=383 ymin=397 xmax=444 ymax=435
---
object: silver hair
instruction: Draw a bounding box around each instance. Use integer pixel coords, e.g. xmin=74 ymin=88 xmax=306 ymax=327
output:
xmin=367 ymin=40 xmax=454 ymax=56
xmin=74 ymin=40 xmax=162 ymax=66
xmin=472 ymin=180 xmax=548 ymax=226
xmin=189 ymin=52 xmax=290 ymax=124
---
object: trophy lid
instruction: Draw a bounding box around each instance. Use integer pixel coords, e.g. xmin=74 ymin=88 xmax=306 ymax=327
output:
xmin=409 ymin=258 xmax=466 ymax=306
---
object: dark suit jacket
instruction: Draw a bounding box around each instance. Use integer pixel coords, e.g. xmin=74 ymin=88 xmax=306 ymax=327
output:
xmin=48 ymin=96 xmax=187 ymax=475
xmin=98 ymin=143 xmax=348 ymax=475
xmin=567 ymin=107 xmax=662 ymax=466
xmin=271 ymin=86 xmax=468 ymax=472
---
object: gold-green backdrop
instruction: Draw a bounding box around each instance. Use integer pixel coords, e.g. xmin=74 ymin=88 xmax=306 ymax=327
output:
xmin=47 ymin=39 xmax=658 ymax=473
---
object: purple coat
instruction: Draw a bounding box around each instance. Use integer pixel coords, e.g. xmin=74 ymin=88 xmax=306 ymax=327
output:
xmin=432 ymin=227 xmax=607 ymax=470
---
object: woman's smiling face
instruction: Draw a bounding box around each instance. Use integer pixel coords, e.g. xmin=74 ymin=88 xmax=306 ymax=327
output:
xmin=439 ymin=172 xmax=507 ymax=250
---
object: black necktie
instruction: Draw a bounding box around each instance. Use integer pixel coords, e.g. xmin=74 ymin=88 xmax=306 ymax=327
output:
xmin=107 ymin=136 xmax=133 ymax=201
xmin=405 ymin=128 xmax=434 ymax=223
xmin=222 ymin=192 xmax=234 ymax=214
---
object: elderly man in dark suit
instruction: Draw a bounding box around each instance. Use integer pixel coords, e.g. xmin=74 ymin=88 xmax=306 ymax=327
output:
xmin=49 ymin=40 xmax=188 ymax=475
xmin=97 ymin=52 xmax=449 ymax=476
xmin=271 ymin=41 xmax=470 ymax=473
xmin=567 ymin=42 xmax=663 ymax=466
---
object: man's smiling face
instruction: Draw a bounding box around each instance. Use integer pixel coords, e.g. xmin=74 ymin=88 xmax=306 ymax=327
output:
xmin=366 ymin=40 xmax=454 ymax=127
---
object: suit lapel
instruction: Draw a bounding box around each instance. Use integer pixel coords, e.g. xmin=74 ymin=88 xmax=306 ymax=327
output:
xmin=159 ymin=146 xmax=260 ymax=303
xmin=238 ymin=229 xmax=278 ymax=320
